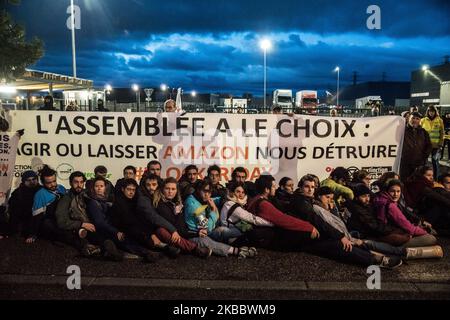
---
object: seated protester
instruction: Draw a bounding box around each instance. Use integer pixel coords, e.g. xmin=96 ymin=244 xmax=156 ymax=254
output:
xmin=274 ymin=177 xmax=294 ymax=213
xmin=348 ymin=170 xmax=371 ymax=190
xmin=110 ymin=178 xmax=167 ymax=260
xmin=438 ymin=173 xmax=450 ymax=193
xmin=178 ymin=165 xmax=199 ymax=202
xmin=184 ymin=178 xmax=256 ymax=258
xmin=312 ymin=187 xmax=405 ymax=263
xmin=6 ymin=171 xmax=41 ymax=238
xmin=373 ymin=179 xmax=438 ymax=248
xmin=347 ymin=184 xmax=411 ymax=246
xmin=248 ymin=175 xmax=401 ymax=267
xmin=405 ymin=166 xmax=450 ymax=230
xmin=152 ymin=177 xmax=212 ymax=258
xmin=136 ymin=173 xmax=182 ymax=254
xmin=229 ymin=167 xmax=257 ymax=198
xmin=55 ymin=171 xmax=101 ymax=257
xmin=114 ymin=166 xmax=137 ymax=196
xmin=320 ymin=167 xmax=354 ymax=219
xmin=207 ymin=165 xmax=227 ymax=200
xmin=27 ymin=165 xmax=67 ymax=244
xmin=290 ymin=174 xmax=318 ymax=221
xmin=371 ymin=171 xmax=399 ymax=194
xmin=85 ymin=165 xmax=115 ymax=202
xmin=141 ymin=160 xmax=163 ymax=185
xmin=219 ymin=181 xmax=273 ymax=246
xmin=86 ymin=176 xmax=158 ymax=263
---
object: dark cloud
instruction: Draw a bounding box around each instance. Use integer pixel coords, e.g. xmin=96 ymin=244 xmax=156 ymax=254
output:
xmin=6 ymin=0 xmax=450 ymax=95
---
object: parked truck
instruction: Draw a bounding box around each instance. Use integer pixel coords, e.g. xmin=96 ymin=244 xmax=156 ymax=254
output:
xmin=273 ymin=89 xmax=293 ymax=111
xmin=295 ymin=90 xmax=318 ymax=114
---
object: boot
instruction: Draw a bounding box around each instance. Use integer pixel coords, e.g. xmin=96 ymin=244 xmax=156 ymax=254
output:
xmin=405 ymin=245 xmax=444 ymax=259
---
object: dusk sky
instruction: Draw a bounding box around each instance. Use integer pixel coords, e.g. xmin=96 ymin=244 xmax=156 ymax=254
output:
xmin=7 ymin=0 xmax=450 ymax=95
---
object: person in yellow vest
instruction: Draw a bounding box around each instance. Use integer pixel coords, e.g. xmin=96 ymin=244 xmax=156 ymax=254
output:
xmin=420 ymin=105 xmax=444 ymax=179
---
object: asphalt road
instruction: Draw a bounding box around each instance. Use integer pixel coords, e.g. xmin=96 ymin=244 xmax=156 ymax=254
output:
xmin=1 ymin=236 xmax=450 ymax=300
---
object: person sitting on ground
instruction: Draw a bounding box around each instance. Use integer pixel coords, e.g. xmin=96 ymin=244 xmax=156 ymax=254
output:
xmin=219 ymin=181 xmax=273 ymax=247
xmin=373 ymin=179 xmax=438 ymax=248
xmin=5 ymin=171 xmax=41 ymax=239
xmin=85 ymin=165 xmax=115 ymax=201
xmin=274 ymin=177 xmax=295 ymax=213
xmin=135 ymin=173 xmax=181 ymax=255
xmin=347 ymin=184 xmax=411 ymax=246
xmin=404 ymin=166 xmax=450 ymax=233
xmin=207 ymin=165 xmax=227 ymax=200
xmin=27 ymin=165 xmax=67 ymax=244
xmin=87 ymin=176 xmax=164 ymax=263
xmin=151 ymin=177 xmax=212 ymax=258
xmin=371 ymin=171 xmax=400 ymax=194
xmin=178 ymin=165 xmax=200 ymax=202
xmin=248 ymin=175 xmax=401 ymax=267
xmin=311 ymin=186 xmax=404 ymax=266
xmin=228 ymin=167 xmax=257 ymax=198
xmin=321 ymin=167 xmax=354 ymax=208
xmin=141 ymin=160 xmax=163 ymax=185
xmin=110 ymin=178 xmax=169 ymax=261
xmin=183 ymin=178 xmax=256 ymax=258
xmin=290 ymin=174 xmax=319 ymax=221
xmin=114 ymin=166 xmax=137 ymax=196
xmin=55 ymin=171 xmax=102 ymax=257
xmin=348 ymin=170 xmax=371 ymax=190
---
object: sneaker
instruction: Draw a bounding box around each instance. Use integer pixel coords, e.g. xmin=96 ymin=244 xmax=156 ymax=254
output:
xmin=379 ymin=255 xmax=403 ymax=269
xmin=238 ymin=246 xmax=250 ymax=259
xmin=195 ymin=246 xmax=212 ymax=259
xmin=103 ymin=239 xmax=124 ymax=262
xmin=78 ymin=228 xmax=88 ymax=239
xmin=163 ymin=245 xmax=181 ymax=259
xmin=144 ymin=251 xmax=162 ymax=263
xmin=81 ymin=244 xmax=101 ymax=257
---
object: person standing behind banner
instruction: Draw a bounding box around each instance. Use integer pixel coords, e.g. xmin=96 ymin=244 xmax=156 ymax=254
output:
xmin=420 ymin=105 xmax=444 ymax=180
xmin=400 ymin=112 xmax=433 ymax=182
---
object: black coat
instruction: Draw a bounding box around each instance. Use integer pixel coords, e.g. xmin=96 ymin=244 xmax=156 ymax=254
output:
xmin=155 ymin=200 xmax=193 ymax=239
xmin=289 ymin=190 xmax=314 ymax=221
xmin=7 ymin=184 xmax=41 ymax=236
xmin=346 ymin=199 xmax=395 ymax=238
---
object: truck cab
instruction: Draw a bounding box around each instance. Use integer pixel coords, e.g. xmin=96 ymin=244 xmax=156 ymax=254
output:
xmin=273 ymin=89 xmax=293 ymax=112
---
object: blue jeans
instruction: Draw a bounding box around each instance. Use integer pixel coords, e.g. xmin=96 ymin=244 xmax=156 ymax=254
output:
xmin=191 ymin=236 xmax=233 ymax=257
xmin=208 ymin=226 xmax=243 ymax=244
xmin=363 ymin=239 xmax=405 ymax=256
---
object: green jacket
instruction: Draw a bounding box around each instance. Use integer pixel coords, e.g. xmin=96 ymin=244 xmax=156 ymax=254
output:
xmin=55 ymin=190 xmax=90 ymax=231
xmin=321 ymin=178 xmax=354 ymax=205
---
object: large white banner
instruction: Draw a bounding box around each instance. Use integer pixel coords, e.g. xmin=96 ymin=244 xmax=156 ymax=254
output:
xmin=9 ymin=111 xmax=405 ymax=188
xmin=0 ymin=132 xmax=20 ymax=205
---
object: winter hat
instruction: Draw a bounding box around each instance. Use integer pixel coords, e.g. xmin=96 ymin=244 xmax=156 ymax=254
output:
xmin=353 ymin=183 xmax=371 ymax=197
xmin=21 ymin=170 xmax=38 ymax=183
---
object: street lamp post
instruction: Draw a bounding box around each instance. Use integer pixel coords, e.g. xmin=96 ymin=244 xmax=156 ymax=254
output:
xmin=334 ymin=67 xmax=340 ymax=108
xmin=260 ymin=39 xmax=272 ymax=111
xmin=132 ymin=84 xmax=140 ymax=112
xmin=70 ymin=0 xmax=77 ymax=79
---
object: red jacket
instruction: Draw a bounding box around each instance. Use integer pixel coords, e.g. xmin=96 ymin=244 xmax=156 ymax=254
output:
xmin=247 ymin=196 xmax=314 ymax=233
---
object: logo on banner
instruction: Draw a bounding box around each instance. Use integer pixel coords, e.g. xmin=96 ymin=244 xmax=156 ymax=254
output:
xmin=57 ymin=163 xmax=74 ymax=181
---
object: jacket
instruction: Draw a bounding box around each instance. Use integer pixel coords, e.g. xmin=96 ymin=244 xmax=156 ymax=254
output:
xmin=220 ymin=198 xmax=273 ymax=228
xmin=372 ymin=191 xmax=427 ymax=236
xmin=156 ymin=199 xmax=192 ymax=239
xmin=184 ymin=194 xmax=221 ymax=233
xmin=247 ymin=196 xmax=314 ymax=233
xmin=401 ymin=125 xmax=433 ymax=168
xmin=86 ymin=196 xmax=118 ymax=239
xmin=420 ymin=116 xmax=444 ymax=148
xmin=55 ymin=190 xmax=90 ymax=231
